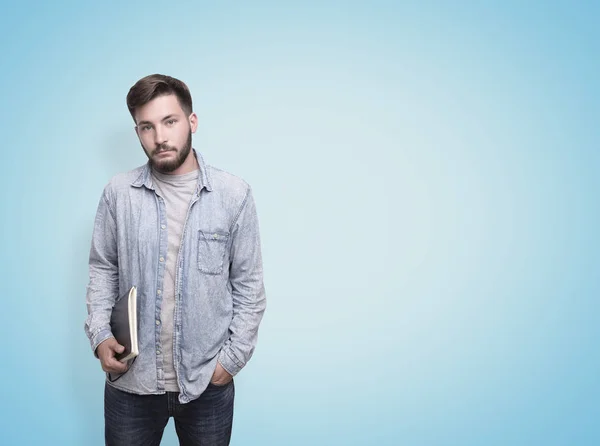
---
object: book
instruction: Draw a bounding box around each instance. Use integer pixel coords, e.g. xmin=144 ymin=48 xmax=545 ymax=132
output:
xmin=110 ymin=286 xmax=139 ymax=362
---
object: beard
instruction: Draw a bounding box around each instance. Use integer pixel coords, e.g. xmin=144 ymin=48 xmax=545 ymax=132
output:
xmin=144 ymin=130 xmax=193 ymax=173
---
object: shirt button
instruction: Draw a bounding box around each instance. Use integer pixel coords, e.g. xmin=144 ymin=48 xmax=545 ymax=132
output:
xmin=156 ymin=350 xmax=161 ymax=355
xmin=159 ymin=256 xmax=164 ymax=262
xmin=156 ymin=320 xmax=160 ymax=325
xmin=161 ymin=224 xmax=166 ymax=230
xmin=157 ymin=289 xmax=162 ymax=295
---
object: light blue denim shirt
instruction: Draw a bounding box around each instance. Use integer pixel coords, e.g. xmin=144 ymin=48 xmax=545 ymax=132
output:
xmin=84 ymin=151 xmax=266 ymax=403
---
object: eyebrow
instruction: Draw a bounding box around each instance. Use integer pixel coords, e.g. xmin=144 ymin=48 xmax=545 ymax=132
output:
xmin=137 ymin=114 xmax=179 ymax=126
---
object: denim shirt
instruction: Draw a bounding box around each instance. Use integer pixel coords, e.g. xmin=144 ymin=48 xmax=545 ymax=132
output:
xmin=84 ymin=151 xmax=266 ymax=403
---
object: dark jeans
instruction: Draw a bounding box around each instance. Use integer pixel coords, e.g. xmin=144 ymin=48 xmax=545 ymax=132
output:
xmin=104 ymin=381 xmax=234 ymax=446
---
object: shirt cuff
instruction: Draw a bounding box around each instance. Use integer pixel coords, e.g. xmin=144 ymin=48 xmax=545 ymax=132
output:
xmin=91 ymin=329 xmax=114 ymax=358
xmin=218 ymin=348 xmax=244 ymax=376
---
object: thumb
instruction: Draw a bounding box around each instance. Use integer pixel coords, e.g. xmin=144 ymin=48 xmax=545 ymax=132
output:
xmin=114 ymin=344 xmax=125 ymax=354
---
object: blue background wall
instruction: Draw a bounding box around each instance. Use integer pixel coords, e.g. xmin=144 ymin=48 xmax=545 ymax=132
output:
xmin=0 ymin=1 xmax=598 ymax=444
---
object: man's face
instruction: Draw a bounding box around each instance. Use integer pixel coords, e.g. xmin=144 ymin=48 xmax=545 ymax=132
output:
xmin=134 ymin=94 xmax=197 ymax=173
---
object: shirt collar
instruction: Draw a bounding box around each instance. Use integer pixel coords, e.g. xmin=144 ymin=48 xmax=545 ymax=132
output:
xmin=131 ymin=149 xmax=213 ymax=193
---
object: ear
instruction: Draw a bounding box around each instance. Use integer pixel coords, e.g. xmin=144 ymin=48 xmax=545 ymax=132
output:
xmin=189 ymin=112 xmax=198 ymax=133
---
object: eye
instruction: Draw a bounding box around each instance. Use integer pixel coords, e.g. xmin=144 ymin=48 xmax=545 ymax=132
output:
xmin=140 ymin=125 xmax=152 ymax=132
xmin=166 ymin=119 xmax=176 ymax=126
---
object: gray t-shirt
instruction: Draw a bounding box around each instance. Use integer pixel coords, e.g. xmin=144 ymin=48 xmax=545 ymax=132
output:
xmin=151 ymin=168 xmax=199 ymax=391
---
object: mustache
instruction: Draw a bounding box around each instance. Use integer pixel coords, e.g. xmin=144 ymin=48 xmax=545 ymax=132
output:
xmin=153 ymin=144 xmax=176 ymax=154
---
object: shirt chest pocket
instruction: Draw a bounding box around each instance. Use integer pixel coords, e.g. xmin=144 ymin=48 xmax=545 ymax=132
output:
xmin=197 ymin=230 xmax=230 ymax=275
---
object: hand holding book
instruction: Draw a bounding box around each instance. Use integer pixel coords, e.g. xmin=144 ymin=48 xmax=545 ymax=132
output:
xmin=96 ymin=286 xmax=139 ymax=379
xmin=97 ymin=338 xmax=129 ymax=374
xmin=109 ymin=286 xmax=139 ymax=362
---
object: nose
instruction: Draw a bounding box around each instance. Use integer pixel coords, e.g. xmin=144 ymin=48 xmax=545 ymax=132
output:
xmin=154 ymin=126 xmax=167 ymax=146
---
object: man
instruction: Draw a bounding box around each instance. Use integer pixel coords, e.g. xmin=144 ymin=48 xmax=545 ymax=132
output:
xmin=84 ymin=74 xmax=266 ymax=446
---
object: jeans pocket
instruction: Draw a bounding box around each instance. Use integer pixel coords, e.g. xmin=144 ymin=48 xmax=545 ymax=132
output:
xmin=198 ymin=230 xmax=229 ymax=274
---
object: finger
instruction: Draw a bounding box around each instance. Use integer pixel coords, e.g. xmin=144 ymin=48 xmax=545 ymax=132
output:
xmin=110 ymin=361 xmax=128 ymax=373
xmin=108 ymin=342 xmax=125 ymax=354
xmin=105 ymin=358 xmax=128 ymax=373
xmin=99 ymin=352 xmax=120 ymax=365
xmin=104 ymin=365 xmax=128 ymax=374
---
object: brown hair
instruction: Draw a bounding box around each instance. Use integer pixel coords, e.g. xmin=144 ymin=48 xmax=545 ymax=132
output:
xmin=126 ymin=74 xmax=193 ymax=122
